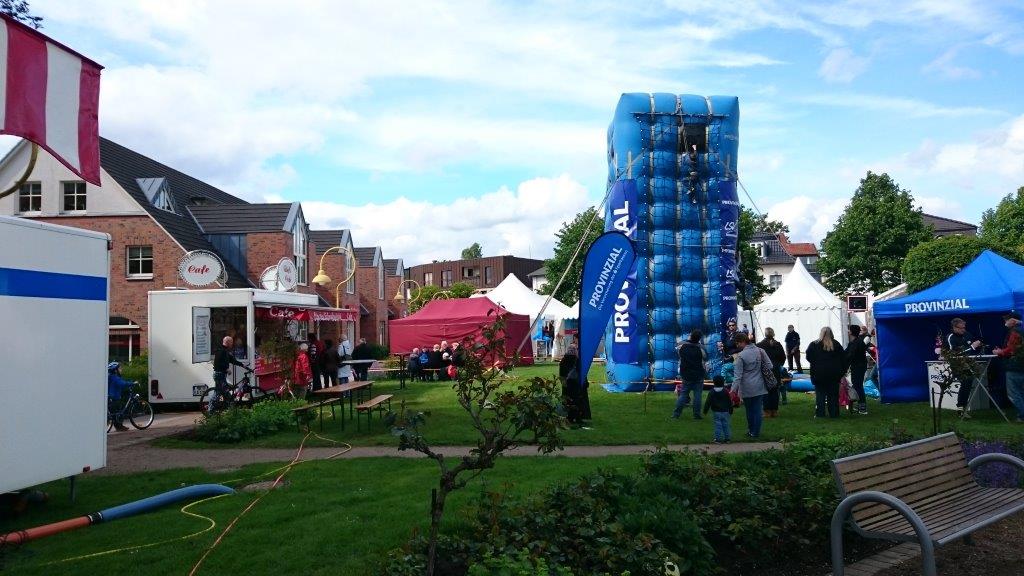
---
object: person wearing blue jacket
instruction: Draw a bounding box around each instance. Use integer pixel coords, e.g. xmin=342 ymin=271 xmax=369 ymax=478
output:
xmin=107 ymin=362 xmax=134 ymax=431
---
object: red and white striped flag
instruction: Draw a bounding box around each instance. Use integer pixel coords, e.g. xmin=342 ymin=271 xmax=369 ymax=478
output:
xmin=1 ymin=15 xmax=102 ymax=185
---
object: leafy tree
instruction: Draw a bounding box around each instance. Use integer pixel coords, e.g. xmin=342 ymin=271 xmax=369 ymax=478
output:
xmin=818 ymin=171 xmax=931 ymax=293
xmin=461 ymin=242 xmax=483 ymax=260
xmin=541 ymin=207 xmax=602 ymax=303
xmin=902 ymin=235 xmax=1024 ymax=293
xmin=979 ymin=187 xmax=1024 ymax=251
xmin=407 ymin=281 xmax=477 ymax=313
xmin=754 ymin=213 xmax=789 ymax=234
xmin=1 ymin=0 xmax=42 ymax=28
xmin=738 ymin=207 xmax=772 ymax=306
xmin=449 ymin=281 xmax=475 ymax=299
xmin=387 ymin=317 xmax=565 ymax=576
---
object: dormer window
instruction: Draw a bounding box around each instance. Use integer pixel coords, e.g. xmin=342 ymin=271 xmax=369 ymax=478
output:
xmin=749 ymin=242 xmax=767 ymax=258
xmin=293 ymin=217 xmax=307 ymax=285
xmin=137 ymin=178 xmax=175 ymax=213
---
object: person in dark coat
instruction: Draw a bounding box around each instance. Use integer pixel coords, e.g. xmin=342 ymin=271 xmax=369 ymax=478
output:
xmin=845 ymin=325 xmax=870 ymax=414
xmin=785 ymin=325 xmax=802 ymax=373
xmin=717 ymin=320 xmax=740 ymax=361
xmin=805 ymin=326 xmax=847 ymax=418
xmin=406 ymin=347 xmax=422 ymax=382
xmin=756 ymin=327 xmax=786 ymax=417
xmin=672 ymin=329 xmax=706 ymax=419
xmin=351 ymin=338 xmax=372 ymax=381
xmin=559 ymin=347 xmax=584 ymax=426
xmin=320 ymin=339 xmax=340 ymax=389
xmin=427 ymin=344 xmax=443 ymax=380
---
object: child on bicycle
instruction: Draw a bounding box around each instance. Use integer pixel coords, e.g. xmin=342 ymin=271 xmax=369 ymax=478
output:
xmin=107 ymin=361 xmax=133 ymax=431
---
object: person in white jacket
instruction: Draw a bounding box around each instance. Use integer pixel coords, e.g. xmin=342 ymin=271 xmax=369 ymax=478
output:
xmin=337 ymin=335 xmax=354 ymax=383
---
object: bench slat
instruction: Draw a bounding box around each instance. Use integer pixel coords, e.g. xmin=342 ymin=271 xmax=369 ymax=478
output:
xmin=852 ymin=474 xmax=976 ymax=523
xmin=858 ymin=487 xmax=985 ymax=532
xmin=863 ymin=490 xmax=1024 ymax=541
xmin=863 ymin=488 xmax=996 ymax=532
xmin=356 ymin=394 xmax=393 ymax=411
xmin=849 ymin=461 xmax=975 ymax=504
xmin=842 ymin=450 xmax=968 ymax=492
xmin=840 ymin=448 xmax=966 ymax=487
xmin=834 ymin=435 xmax=960 ymax=476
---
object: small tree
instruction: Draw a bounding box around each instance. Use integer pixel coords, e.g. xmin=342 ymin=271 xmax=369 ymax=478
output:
xmin=931 ymin=347 xmax=982 ymax=434
xmin=902 ymin=235 xmax=1024 ymax=292
xmin=449 ymin=281 xmax=476 ymax=299
xmin=818 ymin=171 xmax=931 ymax=293
xmin=1 ymin=0 xmax=42 ymax=28
xmin=387 ymin=317 xmax=566 ymax=576
xmin=461 ymin=242 xmax=483 ymax=260
xmin=979 ymin=187 xmax=1024 ymax=251
xmin=541 ymin=207 xmax=602 ymax=303
xmin=738 ymin=207 xmax=775 ymax=306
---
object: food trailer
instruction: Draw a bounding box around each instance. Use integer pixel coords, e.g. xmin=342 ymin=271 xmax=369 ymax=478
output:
xmin=148 ymin=288 xmax=356 ymax=405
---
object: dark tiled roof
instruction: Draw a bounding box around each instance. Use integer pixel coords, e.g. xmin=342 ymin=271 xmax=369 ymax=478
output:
xmin=189 ymin=203 xmax=293 ymax=234
xmin=528 ymin=267 xmax=547 ymax=277
xmin=383 ymin=258 xmax=403 ymax=276
xmin=751 ymin=232 xmax=794 ymax=265
xmin=354 ymin=247 xmax=379 ymax=267
xmin=99 ymin=138 xmax=252 ymax=288
xmin=310 ymin=230 xmax=343 ymax=255
xmin=922 ymin=213 xmax=977 ymax=236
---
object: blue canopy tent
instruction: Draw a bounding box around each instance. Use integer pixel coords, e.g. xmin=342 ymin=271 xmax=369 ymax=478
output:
xmin=874 ymin=251 xmax=1024 ymax=402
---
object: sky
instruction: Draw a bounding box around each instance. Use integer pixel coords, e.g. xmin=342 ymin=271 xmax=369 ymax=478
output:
xmin=6 ymin=0 xmax=1024 ymax=265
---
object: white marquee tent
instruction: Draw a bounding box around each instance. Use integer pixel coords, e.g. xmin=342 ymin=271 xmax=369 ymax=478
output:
xmin=474 ymin=274 xmax=575 ymax=356
xmin=753 ymin=259 xmax=850 ymax=347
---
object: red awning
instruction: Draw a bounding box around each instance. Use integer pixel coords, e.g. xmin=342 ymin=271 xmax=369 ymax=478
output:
xmin=255 ymin=305 xmax=357 ymax=322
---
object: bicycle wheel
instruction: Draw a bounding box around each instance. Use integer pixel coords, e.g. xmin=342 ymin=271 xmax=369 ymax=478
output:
xmin=129 ymin=399 xmax=155 ymax=429
xmin=199 ymin=389 xmax=216 ymax=416
xmin=107 ymin=409 xmax=114 ymax=432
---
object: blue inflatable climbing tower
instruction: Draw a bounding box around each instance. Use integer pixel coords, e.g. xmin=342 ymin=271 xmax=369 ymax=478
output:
xmin=604 ymin=93 xmax=740 ymax=391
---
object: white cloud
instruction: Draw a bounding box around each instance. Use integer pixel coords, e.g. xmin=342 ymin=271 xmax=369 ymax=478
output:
xmin=766 ymin=195 xmax=848 ymax=243
xmin=892 ymin=113 xmax=1024 ymax=182
xmin=301 ymin=174 xmax=593 ymax=265
xmin=819 ymin=48 xmax=869 ymax=83
xmin=797 ymin=93 xmax=1003 ymax=118
xmin=922 ymin=46 xmax=982 ymax=80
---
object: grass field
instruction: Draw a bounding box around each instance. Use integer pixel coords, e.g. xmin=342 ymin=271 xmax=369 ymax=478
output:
xmin=0 ymin=456 xmax=642 ymax=576
xmin=157 ymin=362 xmax=1024 ymax=449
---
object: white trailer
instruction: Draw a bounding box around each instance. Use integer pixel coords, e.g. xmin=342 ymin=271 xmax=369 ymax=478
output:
xmin=0 ymin=216 xmax=109 ymax=494
xmin=148 ymin=288 xmax=320 ymax=405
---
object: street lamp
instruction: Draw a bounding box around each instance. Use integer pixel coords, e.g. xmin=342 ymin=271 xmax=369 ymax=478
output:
xmin=311 ymin=246 xmax=356 ymax=307
xmin=432 ymin=290 xmax=454 ymax=300
xmin=393 ymin=279 xmax=421 ymax=304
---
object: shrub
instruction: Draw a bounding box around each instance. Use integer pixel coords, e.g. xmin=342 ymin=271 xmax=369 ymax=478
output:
xmin=961 ymin=439 xmax=1024 ymax=488
xmin=367 ymin=342 xmax=390 ymax=359
xmin=119 ymin=352 xmax=148 ymax=384
xmin=193 ymin=399 xmax=307 ymax=443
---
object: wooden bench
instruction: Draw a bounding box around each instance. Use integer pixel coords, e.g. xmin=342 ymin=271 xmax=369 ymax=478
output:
xmin=291 ymin=398 xmax=341 ymax=432
xmin=355 ymin=394 xmax=393 ymax=431
xmin=829 ymin=432 xmax=1024 ymax=576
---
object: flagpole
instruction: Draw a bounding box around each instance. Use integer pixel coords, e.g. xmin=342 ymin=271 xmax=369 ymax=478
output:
xmin=0 ymin=142 xmax=39 ymax=200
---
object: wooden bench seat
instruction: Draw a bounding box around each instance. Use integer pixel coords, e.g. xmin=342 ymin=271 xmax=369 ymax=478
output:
xmin=829 ymin=432 xmax=1024 ymax=576
xmin=291 ymin=398 xmax=340 ymax=432
xmin=355 ymin=394 xmax=393 ymax=431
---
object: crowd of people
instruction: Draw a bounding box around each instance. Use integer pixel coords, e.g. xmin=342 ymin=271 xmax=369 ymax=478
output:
xmin=405 ymin=340 xmax=467 ymax=381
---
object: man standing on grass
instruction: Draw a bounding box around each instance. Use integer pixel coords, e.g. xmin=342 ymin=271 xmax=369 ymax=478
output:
xmin=993 ymin=312 xmax=1024 ymax=422
xmin=785 ymin=325 xmax=802 ymax=373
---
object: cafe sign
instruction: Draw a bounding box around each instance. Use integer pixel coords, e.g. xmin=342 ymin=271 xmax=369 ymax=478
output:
xmin=178 ymin=250 xmax=225 ymax=287
xmin=276 ymin=257 xmax=298 ymax=291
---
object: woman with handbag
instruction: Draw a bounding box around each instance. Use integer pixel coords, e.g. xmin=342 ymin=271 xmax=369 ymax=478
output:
xmin=756 ymin=327 xmax=787 ymax=418
xmin=731 ymin=332 xmax=771 ymax=438
xmin=805 ymin=327 xmax=848 ymax=418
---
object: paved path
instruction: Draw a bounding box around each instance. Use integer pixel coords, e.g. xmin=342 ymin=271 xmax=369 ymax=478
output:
xmin=100 ymin=412 xmax=782 ymax=475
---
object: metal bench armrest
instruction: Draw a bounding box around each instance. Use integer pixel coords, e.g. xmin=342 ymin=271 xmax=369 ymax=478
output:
xmin=969 ymin=453 xmax=1024 ymax=474
xmin=831 ymin=491 xmax=935 ymax=576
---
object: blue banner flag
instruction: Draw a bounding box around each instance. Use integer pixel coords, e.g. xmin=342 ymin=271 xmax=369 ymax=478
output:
xmin=578 ymin=231 xmax=636 ymax=380
xmin=605 ymin=179 xmax=639 ymax=366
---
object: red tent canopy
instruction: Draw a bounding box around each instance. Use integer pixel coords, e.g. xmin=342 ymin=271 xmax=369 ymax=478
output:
xmin=389 ymin=297 xmax=534 ymax=365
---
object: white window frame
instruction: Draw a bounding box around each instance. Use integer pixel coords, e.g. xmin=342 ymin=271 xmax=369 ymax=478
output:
xmin=442 ymin=269 xmax=452 ymax=287
xmin=18 ymin=182 xmax=42 ymax=214
xmin=424 ymin=272 xmax=433 ymax=286
xmin=293 ymin=218 xmax=307 ymax=286
xmin=769 ymin=273 xmax=782 ymax=290
xmin=378 ymin=320 xmax=386 ymax=345
xmin=345 ymin=242 xmax=355 ymax=294
xmin=378 ymin=264 xmax=385 ymax=300
xmin=61 ymin=181 xmax=88 ymax=213
xmin=126 ymin=245 xmax=154 ymax=279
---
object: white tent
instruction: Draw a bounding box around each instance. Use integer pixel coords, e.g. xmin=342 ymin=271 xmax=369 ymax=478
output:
xmin=475 ymin=274 xmax=575 ymax=357
xmin=754 ymin=259 xmax=849 ymax=346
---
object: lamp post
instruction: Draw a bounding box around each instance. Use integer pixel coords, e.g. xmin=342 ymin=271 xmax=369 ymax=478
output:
xmin=393 ymin=279 xmax=421 ymax=315
xmin=311 ymin=246 xmax=356 ymax=308
xmin=431 ymin=290 xmax=454 ymax=300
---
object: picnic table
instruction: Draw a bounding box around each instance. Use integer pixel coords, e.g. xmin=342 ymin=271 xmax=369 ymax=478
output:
xmin=313 ymin=381 xmax=374 ymax=426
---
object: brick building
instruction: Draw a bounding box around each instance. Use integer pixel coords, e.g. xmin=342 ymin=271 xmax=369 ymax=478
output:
xmin=354 ymin=247 xmax=388 ymax=345
xmin=406 ymin=255 xmax=545 ymax=294
xmin=309 ymin=229 xmax=360 ymax=344
xmin=0 ymin=138 xmax=399 ymax=360
xmin=384 ymin=258 xmax=407 ymax=320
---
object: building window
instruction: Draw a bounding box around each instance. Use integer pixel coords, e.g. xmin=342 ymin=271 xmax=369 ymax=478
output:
xmin=127 ymin=246 xmax=153 ymax=278
xmin=62 ymin=181 xmax=87 ymax=212
xmin=293 ymin=219 xmax=307 ymax=285
xmin=442 ymin=269 xmax=452 ymax=287
xmin=462 ymin=266 xmax=479 ymax=279
xmin=18 ymin=182 xmax=41 ymax=213
xmin=109 ymin=333 xmax=141 ymax=363
xmin=346 ymin=244 xmax=355 ymax=294
xmin=484 ymin=266 xmax=493 ymax=285
xmin=423 ymin=272 xmax=434 ymax=286
xmin=378 ymin=320 xmax=386 ymax=346
xmin=769 ymin=273 xmax=782 ymax=290
xmin=378 ymin=264 xmax=384 ymax=300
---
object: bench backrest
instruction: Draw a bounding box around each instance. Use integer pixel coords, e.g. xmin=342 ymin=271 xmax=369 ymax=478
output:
xmin=831 ymin=433 xmax=974 ymax=525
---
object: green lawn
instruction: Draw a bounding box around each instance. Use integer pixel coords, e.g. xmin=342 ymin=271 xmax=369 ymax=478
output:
xmin=158 ymin=362 xmax=1024 ymax=449
xmin=0 ymin=456 xmax=641 ymax=576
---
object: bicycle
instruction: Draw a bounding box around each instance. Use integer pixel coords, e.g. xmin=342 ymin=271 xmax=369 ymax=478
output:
xmin=200 ymin=370 xmax=278 ymax=415
xmin=107 ymin=383 xmax=154 ymax=431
